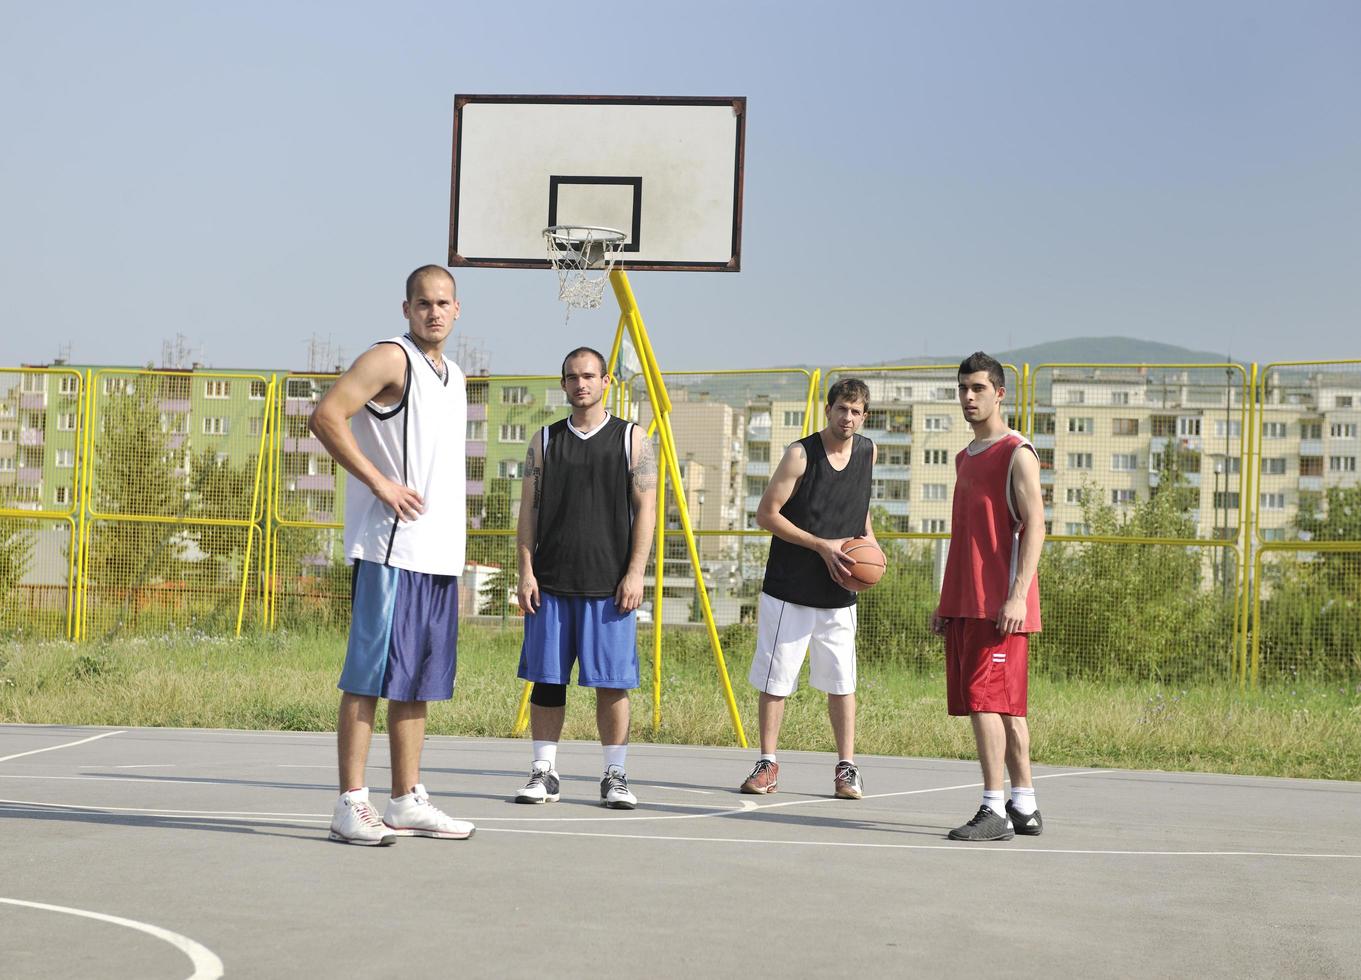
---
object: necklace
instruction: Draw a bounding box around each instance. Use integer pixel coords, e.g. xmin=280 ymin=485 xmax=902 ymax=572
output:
xmin=407 ymin=334 xmax=448 ymax=382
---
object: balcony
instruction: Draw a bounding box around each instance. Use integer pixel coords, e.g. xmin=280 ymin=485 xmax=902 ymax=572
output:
xmin=467 ymin=440 xmax=486 ymax=456
xmin=875 ymin=464 xmax=910 ymax=480
xmin=467 ymin=403 xmax=487 ymax=421
xmin=19 ymin=393 xmax=46 ymax=411
xmin=745 ymin=494 xmax=763 ymax=513
xmin=294 ymin=475 xmax=334 ymax=491
xmin=1299 ymin=476 xmax=1323 ymax=492
xmin=285 ymin=399 xmax=316 ymax=416
xmin=867 ymin=430 xmax=910 ymax=445
xmin=745 ymin=460 xmax=770 ymax=477
xmin=18 ymin=467 xmax=42 ymax=485
xmin=19 ymin=428 xmax=43 ymax=446
xmin=159 ymin=399 xmax=191 ymax=414
xmin=874 ymin=500 xmax=909 ymax=516
xmin=465 ymin=479 xmax=484 ymax=496
xmin=1300 ymin=439 xmax=1323 ymax=456
xmin=747 ymin=424 xmax=772 ymax=442
xmin=283 ymin=436 xmax=324 ymax=453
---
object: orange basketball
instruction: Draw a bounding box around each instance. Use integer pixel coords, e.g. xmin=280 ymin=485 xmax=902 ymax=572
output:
xmin=841 ymin=537 xmax=886 ymax=591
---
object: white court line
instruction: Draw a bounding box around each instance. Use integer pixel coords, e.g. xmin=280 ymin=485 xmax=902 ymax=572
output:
xmin=111 ymin=764 xmax=174 ymax=770
xmin=0 ymin=730 xmax=125 ymax=764
xmin=0 ymin=897 xmax=223 ymax=979
xmin=478 ymin=827 xmax=1361 ymax=859
xmin=0 ymin=798 xmax=329 ymax=823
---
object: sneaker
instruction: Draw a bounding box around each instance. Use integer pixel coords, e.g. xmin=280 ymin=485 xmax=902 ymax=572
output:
xmin=329 ymin=787 xmax=396 ymax=846
xmin=382 ymin=783 xmax=475 ymax=839
xmin=1006 ymin=800 xmax=1044 ymax=836
xmin=739 ymin=759 xmax=779 ymax=795
xmin=834 ymin=761 xmax=864 ymax=800
xmin=600 ymin=766 xmax=637 ymax=809
xmin=515 ymin=765 xmax=561 ymax=804
xmin=948 ymin=805 xmax=1015 ymax=842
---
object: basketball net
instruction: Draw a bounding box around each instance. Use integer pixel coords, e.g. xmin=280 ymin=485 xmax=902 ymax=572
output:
xmin=543 ymin=225 xmax=627 ymax=320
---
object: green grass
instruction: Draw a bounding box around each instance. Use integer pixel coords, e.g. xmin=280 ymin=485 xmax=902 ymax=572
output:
xmin=1 ymin=627 xmax=1358 ymax=781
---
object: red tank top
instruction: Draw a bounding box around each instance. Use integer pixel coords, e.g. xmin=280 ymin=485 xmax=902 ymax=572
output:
xmin=938 ymin=431 xmax=1042 ymax=632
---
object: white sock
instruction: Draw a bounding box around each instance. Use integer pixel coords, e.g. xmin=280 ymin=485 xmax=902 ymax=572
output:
xmin=1010 ymin=786 xmax=1037 ymax=815
xmin=760 ymin=753 xmax=777 ymax=764
xmin=982 ymin=790 xmax=1006 ymax=816
xmin=532 ymin=741 xmax=557 ymax=770
xmin=603 ymin=744 xmax=628 ymax=772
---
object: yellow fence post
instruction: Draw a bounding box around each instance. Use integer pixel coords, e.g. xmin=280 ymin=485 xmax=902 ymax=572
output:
xmin=653 ymin=456 xmax=666 ymax=733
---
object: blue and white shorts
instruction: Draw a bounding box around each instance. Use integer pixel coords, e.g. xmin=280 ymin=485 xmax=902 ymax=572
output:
xmin=518 ymin=591 xmax=639 ymax=690
xmin=338 ymin=559 xmax=459 ymax=702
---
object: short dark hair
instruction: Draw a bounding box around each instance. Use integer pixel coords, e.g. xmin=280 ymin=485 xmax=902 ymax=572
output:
xmin=827 ymin=377 xmax=870 ymax=410
xmin=405 ymin=265 xmax=457 ymax=301
xmin=561 ymin=346 xmax=608 ymax=379
xmin=958 ymin=351 xmax=1005 ymax=390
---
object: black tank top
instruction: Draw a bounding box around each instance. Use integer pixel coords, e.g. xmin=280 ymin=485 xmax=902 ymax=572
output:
xmin=762 ymin=432 xmax=873 ymax=609
xmin=534 ymin=415 xmax=635 ymax=597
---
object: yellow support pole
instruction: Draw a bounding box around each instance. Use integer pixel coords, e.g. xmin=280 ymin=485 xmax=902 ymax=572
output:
xmin=801 ymin=369 xmax=820 ymax=438
xmin=513 ymin=679 xmax=533 ymax=737
xmin=1242 ymin=362 xmax=1260 ymax=689
xmin=609 ymin=269 xmax=747 ymax=748
xmin=653 ymin=456 xmax=666 ymax=733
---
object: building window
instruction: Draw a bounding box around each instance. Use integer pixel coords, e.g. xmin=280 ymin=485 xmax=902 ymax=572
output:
xmin=922 ymin=483 xmax=948 ymax=501
xmin=0 ymin=457 xmax=13 ymax=471
xmin=0 ymin=428 xmax=13 ymax=443
xmin=1066 ymin=389 xmax=1085 ymax=405
xmin=499 ymin=424 xmax=526 ymax=442
xmin=55 ymin=486 xmax=72 ymax=505
xmin=1262 ymin=422 xmax=1287 ymax=438
xmin=921 ymin=519 xmax=947 ymax=533
xmin=102 ymin=377 xmax=132 ymax=396
xmin=1213 ymin=420 xmax=1242 ymax=438
xmin=1261 ymin=528 xmax=1286 ymax=542
xmin=248 ymin=417 xmax=264 ymax=436
xmin=286 ymin=378 xmax=315 ymax=399
xmin=1330 ymin=423 xmax=1357 ymax=439
xmin=922 ymin=448 xmax=950 ymax=465
xmin=1065 ymin=487 xmax=1086 ymax=504
xmin=204 ymin=380 xmax=230 ymax=399
xmin=203 ymin=417 xmax=229 ymax=435
xmin=1301 ymin=421 xmax=1323 ymax=440
xmin=1067 ymin=453 xmax=1093 ymax=469
xmin=1065 ymin=522 xmax=1091 ymax=535
xmin=923 ymin=416 xmax=950 ymax=432
xmin=1111 ymin=453 xmax=1138 ymax=471
xmin=21 ymin=374 xmax=46 ymax=393
xmin=1110 ymin=391 xmax=1131 ymax=405
xmin=54 ymin=449 xmax=75 ymax=468
xmin=1261 ymin=457 xmax=1287 ymax=476
xmin=933 ymin=387 xmax=953 ymax=401
xmin=466 ymin=420 xmax=486 ymax=441
xmin=59 ymin=375 xmax=79 ymax=395
xmin=783 ymin=410 xmax=804 ymax=428
xmin=893 ymin=385 xmax=913 ymax=400
xmin=1036 ymin=448 xmax=1054 ymax=470
xmin=498 ymin=459 xmax=523 ymax=479
xmin=1260 ymin=493 xmax=1285 ymax=510
xmin=545 ymin=389 xmax=568 ymax=408
xmin=1178 ymin=417 xmax=1201 ymax=437
xmin=56 ymin=413 xmax=77 ymax=431
xmin=1112 ymin=418 xmax=1139 ymax=436
xmin=1329 ymin=456 xmax=1357 ymax=473
xmin=466 ymin=457 xmax=485 ymax=481
xmin=1067 ymin=417 xmax=1093 ymax=434
xmin=1150 ymin=415 xmax=1176 ymax=437
xmin=502 ymin=386 xmax=529 ymax=404
xmin=749 ymin=442 xmax=770 ymax=463
xmin=1338 ymin=396 xmax=1355 ymax=409
xmin=249 ymin=380 xmax=267 ymax=399
xmin=1212 ymin=491 xmax=1240 ymax=509
xmin=1033 ymin=413 xmax=1055 ymax=435
xmin=1300 ymin=456 xmax=1323 ymax=477
xmin=1111 ymin=489 xmax=1136 ymax=505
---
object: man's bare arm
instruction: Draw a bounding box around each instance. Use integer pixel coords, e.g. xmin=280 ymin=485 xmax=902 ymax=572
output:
xmin=998 ymin=447 xmax=1045 ymax=634
xmin=616 ymin=427 xmax=658 ymax=613
xmin=756 ymin=442 xmax=855 ymax=584
xmin=308 ymin=345 xmax=423 ymax=521
xmin=515 ymin=435 xmax=543 ymax=614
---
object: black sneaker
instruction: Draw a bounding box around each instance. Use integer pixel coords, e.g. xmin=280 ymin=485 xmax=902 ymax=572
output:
xmin=1006 ymin=800 xmax=1043 ymax=836
xmin=515 ymin=766 xmax=561 ymax=804
xmin=948 ymin=806 xmax=1015 ymax=841
xmin=600 ymin=766 xmax=637 ymax=809
xmin=834 ymin=761 xmax=864 ymax=799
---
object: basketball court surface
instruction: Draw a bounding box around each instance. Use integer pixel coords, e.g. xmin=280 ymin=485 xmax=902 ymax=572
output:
xmin=2 ymin=724 xmax=1358 ymax=979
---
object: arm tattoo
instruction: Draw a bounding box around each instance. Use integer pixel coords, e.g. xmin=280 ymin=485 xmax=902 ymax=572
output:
xmin=524 ymin=444 xmax=542 ymax=510
xmin=630 ymin=435 xmax=658 ymax=493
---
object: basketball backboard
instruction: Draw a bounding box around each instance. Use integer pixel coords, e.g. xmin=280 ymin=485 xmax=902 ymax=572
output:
xmin=448 ymin=95 xmax=746 ymax=272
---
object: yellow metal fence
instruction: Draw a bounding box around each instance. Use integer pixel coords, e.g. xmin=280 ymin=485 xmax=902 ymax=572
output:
xmin=1 ymin=361 xmax=1356 ymax=685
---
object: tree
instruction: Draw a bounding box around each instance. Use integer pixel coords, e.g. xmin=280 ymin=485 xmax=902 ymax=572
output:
xmin=0 ymin=515 xmax=36 ymax=634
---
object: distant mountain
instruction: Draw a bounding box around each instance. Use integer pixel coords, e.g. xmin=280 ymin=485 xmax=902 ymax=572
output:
xmin=882 ymin=336 xmax=1240 ymax=368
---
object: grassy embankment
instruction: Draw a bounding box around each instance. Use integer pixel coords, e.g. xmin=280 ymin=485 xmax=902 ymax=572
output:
xmin=2 ymin=627 xmax=1357 ymax=781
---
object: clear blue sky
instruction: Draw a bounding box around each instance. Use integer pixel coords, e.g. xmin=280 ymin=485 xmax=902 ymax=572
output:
xmin=1 ymin=1 xmax=1357 ymax=372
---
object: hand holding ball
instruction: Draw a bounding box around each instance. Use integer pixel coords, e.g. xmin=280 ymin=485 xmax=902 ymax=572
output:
xmin=841 ymin=537 xmax=886 ymax=592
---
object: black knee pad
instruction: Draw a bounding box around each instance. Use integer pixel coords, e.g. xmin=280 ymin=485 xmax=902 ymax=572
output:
xmin=530 ymin=682 xmax=567 ymax=708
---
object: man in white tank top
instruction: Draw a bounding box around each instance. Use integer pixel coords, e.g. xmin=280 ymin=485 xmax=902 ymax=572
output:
xmin=308 ymin=265 xmax=473 ymax=846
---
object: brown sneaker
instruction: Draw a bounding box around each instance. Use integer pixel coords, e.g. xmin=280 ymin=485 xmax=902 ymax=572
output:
xmin=740 ymin=759 xmax=779 ymax=794
xmin=834 ymin=761 xmax=863 ymax=799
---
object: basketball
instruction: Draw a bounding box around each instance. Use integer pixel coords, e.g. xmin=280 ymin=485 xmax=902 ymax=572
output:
xmin=841 ymin=537 xmax=886 ymax=591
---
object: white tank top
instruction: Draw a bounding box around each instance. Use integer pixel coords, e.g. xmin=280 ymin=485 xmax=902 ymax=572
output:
xmin=344 ymin=334 xmax=467 ymax=576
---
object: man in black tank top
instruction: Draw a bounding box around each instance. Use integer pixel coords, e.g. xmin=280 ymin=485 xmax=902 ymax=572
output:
xmin=511 ymin=348 xmax=658 ymax=809
xmin=739 ymin=378 xmax=878 ymax=801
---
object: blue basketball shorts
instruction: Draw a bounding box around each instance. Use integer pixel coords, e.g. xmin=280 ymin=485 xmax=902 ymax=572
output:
xmin=518 ymin=591 xmax=639 ymax=690
xmin=338 ymin=559 xmax=459 ymax=702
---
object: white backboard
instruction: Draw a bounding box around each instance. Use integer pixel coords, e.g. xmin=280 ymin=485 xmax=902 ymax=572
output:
xmin=449 ymin=95 xmax=746 ymax=272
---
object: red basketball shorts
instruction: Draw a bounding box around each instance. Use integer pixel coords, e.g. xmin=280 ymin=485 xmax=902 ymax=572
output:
xmin=944 ymin=618 xmax=1029 ymax=717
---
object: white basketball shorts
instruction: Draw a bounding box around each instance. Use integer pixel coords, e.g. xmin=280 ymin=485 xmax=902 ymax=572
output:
xmin=747 ymin=592 xmax=858 ymax=697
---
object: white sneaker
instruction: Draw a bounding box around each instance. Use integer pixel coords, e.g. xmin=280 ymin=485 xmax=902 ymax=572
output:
xmin=600 ymin=766 xmax=637 ymax=810
xmin=515 ymin=764 xmax=561 ymax=804
xmin=383 ymin=783 xmax=475 ymax=839
xmin=329 ymin=787 xmax=396 ymax=846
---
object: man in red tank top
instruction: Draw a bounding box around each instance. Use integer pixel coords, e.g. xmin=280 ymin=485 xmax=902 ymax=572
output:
xmin=931 ymin=352 xmax=1046 ymax=841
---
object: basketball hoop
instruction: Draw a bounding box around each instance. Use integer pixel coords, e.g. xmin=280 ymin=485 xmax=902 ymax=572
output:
xmin=543 ymin=225 xmax=627 ymax=318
